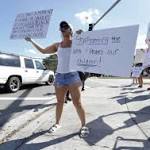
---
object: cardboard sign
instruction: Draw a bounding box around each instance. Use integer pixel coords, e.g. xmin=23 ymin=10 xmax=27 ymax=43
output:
xmin=131 ymin=66 xmax=143 ymax=77
xmin=70 ymin=25 xmax=139 ymax=77
xmin=10 ymin=9 xmax=53 ymax=39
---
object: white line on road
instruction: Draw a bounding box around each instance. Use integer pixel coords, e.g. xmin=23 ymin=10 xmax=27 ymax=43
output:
xmin=0 ymin=96 xmax=56 ymax=100
xmin=0 ymin=95 xmax=57 ymax=144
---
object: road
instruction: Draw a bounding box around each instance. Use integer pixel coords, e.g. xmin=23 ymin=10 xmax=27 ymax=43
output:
xmin=0 ymin=84 xmax=55 ymax=98
xmin=1 ymin=77 xmax=150 ymax=149
xmin=0 ymin=84 xmax=56 ymax=127
xmin=0 ymin=77 xmax=102 ymax=127
xmin=0 ymin=77 xmax=148 ymax=129
xmin=0 ymin=78 xmax=137 ymax=125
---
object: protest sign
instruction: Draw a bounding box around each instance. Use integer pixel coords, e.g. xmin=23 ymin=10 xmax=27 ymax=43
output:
xmin=131 ymin=66 xmax=143 ymax=77
xmin=10 ymin=9 xmax=53 ymax=39
xmin=70 ymin=25 xmax=139 ymax=77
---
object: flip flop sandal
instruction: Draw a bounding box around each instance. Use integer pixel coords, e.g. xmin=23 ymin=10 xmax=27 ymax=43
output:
xmin=79 ymin=126 xmax=89 ymax=138
xmin=49 ymin=124 xmax=61 ymax=133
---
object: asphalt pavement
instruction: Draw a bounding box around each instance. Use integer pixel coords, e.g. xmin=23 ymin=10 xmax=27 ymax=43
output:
xmin=0 ymin=78 xmax=150 ymax=150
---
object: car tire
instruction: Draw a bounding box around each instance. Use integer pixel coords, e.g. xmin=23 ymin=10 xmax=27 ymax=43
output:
xmin=46 ymin=75 xmax=54 ymax=85
xmin=6 ymin=76 xmax=21 ymax=93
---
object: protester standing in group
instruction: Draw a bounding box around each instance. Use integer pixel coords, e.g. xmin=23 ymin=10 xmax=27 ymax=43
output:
xmin=143 ymin=38 xmax=150 ymax=90
xmin=25 ymin=21 xmax=89 ymax=137
xmin=133 ymin=48 xmax=145 ymax=88
xmin=135 ymin=62 xmax=143 ymax=88
xmin=131 ymin=64 xmax=138 ymax=85
xmin=64 ymin=90 xmax=71 ymax=103
xmin=78 ymin=72 xmax=89 ymax=91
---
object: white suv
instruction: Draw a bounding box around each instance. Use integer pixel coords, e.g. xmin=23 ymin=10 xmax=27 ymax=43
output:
xmin=0 ymin=52 xmax=54 ymax=92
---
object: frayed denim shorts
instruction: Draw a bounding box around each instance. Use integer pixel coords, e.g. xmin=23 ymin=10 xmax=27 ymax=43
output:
xmin=54 ymin=72 xmax=81 ymax=87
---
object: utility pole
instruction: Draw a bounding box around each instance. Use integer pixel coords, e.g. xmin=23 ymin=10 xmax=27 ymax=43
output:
xmin=88 ymin=0 xmax=122 ymax=31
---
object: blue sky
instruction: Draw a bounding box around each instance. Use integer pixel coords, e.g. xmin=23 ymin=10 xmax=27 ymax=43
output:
xmin=0 ymin=0 xmax=150 ymax=58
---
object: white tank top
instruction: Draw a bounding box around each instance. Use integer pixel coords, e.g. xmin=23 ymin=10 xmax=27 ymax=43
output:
xmin=56 ymin=46 xmax=72 ymax=73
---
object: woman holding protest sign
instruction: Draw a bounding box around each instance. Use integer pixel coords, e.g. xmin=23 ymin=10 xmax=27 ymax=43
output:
xmin=25 ymin=21 xmax=89 ymax=138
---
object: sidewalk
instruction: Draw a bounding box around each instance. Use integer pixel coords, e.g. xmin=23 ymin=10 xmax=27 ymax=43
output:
xmin=0 ymin=78 xmax=150 ymax=150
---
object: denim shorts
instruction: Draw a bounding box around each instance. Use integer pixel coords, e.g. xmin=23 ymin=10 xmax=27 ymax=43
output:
xmin=54 ymin=72 xmax=81 ymax=87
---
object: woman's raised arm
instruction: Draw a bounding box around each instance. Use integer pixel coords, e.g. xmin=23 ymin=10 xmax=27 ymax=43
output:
xmin=25 ymin=37 xmax=59 ymax=54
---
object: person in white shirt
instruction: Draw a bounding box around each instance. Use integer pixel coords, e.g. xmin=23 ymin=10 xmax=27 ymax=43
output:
xmin=25 ymin=21 xmax=89 ymax=137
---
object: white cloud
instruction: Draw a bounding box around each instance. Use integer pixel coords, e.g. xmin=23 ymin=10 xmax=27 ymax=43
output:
xmin=75 ymin=9 xmax=101 ymax=25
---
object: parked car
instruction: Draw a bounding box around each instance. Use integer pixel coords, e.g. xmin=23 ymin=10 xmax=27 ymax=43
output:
xmin=0 ymin=52 xmax=54 ymax=92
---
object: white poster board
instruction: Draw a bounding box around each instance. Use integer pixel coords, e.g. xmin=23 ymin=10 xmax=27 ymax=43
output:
xmin=70 ymin=25 xmax=139 ymax=77
xmin=10 ymin=9 xmax=53 ymax=39
xmin=131 ymin=66 xmax=143 ymax=77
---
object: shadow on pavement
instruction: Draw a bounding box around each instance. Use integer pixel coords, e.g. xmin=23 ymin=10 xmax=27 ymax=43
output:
xmin=108 ymin=84 xmax=134 ymax=89
xmin=0 ymin=87 xmax=7 ymax=94
xmin=120 ymin=84 xmax=133 ymax=88
xmin=116 ymin=94 xmax=150 ymax=105
xmin=0 ymin=88 xmax=33 ymax=128
xmin=43 ymin=93 xmax=56 ymax=96
xmin=0 ymin=130 xmax=79 ymax=150
xmin=103 ymin=106 xmax=150 ymax=135
xmin=33 ymin=102 xmax=56 ymax=112
xmin=1 ymin=106 xmax=150 ymax=149
xmin=120 ymin=89 xmax=145 ymax=95
xmin=122 ymin=87 xmax=138 ymax=91
xmin=83 ymin=105 xmax=150 ymax=147
xmin=0 ymin=84 xmax=40 ymax=94
xmin=83 ymin=116 xmax=114 ymax=146
xmin=0 ymin=83 xmax=56 ymax=128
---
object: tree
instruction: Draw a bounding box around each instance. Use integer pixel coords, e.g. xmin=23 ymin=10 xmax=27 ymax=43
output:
xmin=43 ymin=54 xmax=57 ymax=72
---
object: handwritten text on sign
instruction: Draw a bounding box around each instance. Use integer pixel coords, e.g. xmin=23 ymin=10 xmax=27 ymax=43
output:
xmin=70 ymin=25 xmax=139 ymax=77
xmin=10 ymin=9 xmax=53 ymax=39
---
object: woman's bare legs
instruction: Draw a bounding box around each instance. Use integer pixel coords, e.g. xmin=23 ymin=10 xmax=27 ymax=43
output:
xmin=55 ymin=86 xmax=68 ymax=124
xmin=69 ymin=83 xmax=86 ymax=127
xmin=138 ymin=76 xmax=143 ymax=87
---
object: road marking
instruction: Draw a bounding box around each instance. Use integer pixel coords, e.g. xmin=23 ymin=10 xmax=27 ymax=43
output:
xmin=0 ymin=96 xmax=57 ymax=144
xmin=0 ymin=96 xmax=56 ymax=100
